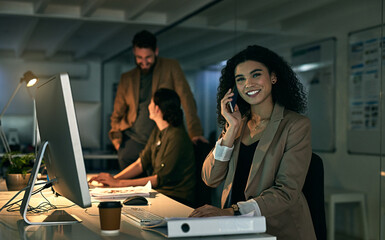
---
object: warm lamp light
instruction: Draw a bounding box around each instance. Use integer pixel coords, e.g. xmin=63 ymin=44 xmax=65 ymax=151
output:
xmin=21 ymin=71 xmax=38 ymax=87
xmin=0 ymin=71 xmax=39 ymax=156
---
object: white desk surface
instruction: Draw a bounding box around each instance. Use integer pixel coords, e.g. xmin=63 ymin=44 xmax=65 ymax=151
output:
xmin=0 ymin=178 xmax=276 ymax=240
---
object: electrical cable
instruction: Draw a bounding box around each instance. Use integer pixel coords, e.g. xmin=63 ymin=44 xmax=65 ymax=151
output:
xmin=84 ymin=201 xmax=101 ymax=217
xmin=4 ymin=183 xmax=77 ymax=214
xmin=0 ymin=180 xmax=53 ymax=213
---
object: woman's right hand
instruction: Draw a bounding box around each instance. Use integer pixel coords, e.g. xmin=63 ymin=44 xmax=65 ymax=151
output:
xmin=221 ymin=88 xmax=242 ymax=130
xmin=220 ymin=88 xmax=242 ymax=147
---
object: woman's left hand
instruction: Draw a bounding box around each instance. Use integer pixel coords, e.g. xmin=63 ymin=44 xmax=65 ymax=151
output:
xmin=188 ymin=204 xmax=233 ymax=217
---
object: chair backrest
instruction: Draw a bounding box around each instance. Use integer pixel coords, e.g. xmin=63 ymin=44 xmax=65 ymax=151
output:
xmin=302 ymin=153 xmax=327 ymax=240
xmin=193 ymin=140 xmax=213 ymax=208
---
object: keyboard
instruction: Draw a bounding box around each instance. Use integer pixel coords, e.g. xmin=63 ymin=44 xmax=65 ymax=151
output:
xmin=122 ymin=207 xmax=164 ymax=224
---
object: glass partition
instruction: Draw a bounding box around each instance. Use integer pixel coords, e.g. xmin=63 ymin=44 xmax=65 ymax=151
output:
xmin=381 ymin=0 xmax=385 ymax=238
xmin=102 ymin=0 xmax=384 ymax=238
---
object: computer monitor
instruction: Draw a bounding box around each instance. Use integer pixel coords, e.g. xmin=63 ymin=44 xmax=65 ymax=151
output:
xmin=20 ymin=73 xmax=91 ymax=225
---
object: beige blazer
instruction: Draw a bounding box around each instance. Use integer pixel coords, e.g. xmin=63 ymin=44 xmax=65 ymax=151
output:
xmin=109 ymin=57 xmax=203 ymax=143
xmin=202 ymin=103 xmax=316 ymax=240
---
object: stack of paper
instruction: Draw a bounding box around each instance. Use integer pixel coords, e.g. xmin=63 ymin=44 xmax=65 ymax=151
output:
xmin=89 ymin=181 xmax=152 ymax=199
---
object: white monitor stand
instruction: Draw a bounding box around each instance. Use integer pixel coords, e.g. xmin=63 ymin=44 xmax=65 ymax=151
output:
xmin=19 ymin=141 xmax=82 ymax=225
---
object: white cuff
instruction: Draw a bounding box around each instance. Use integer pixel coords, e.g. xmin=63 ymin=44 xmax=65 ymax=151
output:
xmin=213 ymin=138 xmax=234 ymax=161
xmin=237 ymin=199 xmax=262 ymax=216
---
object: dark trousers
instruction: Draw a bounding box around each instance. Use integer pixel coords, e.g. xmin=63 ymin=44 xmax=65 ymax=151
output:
xmin=117 ymin=134 xmax=146 ymax=170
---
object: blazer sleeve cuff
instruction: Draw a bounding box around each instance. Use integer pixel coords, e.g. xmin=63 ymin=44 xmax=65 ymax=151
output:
xmin=213 ymin=138 xmax=233 ymax=161
xmin=238 ymin=199 xmax=262 ymax=216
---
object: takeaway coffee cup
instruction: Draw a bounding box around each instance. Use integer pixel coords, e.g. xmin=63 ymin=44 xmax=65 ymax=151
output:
xmin=98 ymin=201 xmax=123 ymax=234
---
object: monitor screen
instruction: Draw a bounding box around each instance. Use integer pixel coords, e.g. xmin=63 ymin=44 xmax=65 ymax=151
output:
xmin=20 ymin=73 xmax=91 ymax=225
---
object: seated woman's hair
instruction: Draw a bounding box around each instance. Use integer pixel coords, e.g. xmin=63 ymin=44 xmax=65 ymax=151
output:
xmin=153 ymin=88 xmax=183 ymax=127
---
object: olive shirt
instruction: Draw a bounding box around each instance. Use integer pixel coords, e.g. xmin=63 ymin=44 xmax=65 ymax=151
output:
xmin=140 ymin=124 xmax=196 ymax=204
xmin=109 ymin=57 xmax=203 ymax=145
xmin=202 ymin=103 xmax=316 ymax=240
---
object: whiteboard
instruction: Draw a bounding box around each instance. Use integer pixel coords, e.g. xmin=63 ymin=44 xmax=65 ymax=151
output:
xmin=291 ymin=38 xmax=336 ymax=152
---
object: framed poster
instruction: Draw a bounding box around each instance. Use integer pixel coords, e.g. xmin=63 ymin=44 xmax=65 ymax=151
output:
xmin=347 ymin=26 xmax=382 ymax=154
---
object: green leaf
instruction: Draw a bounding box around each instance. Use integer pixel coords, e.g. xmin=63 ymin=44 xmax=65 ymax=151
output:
xmin=1 ymin=152 xmax=35 ymax=174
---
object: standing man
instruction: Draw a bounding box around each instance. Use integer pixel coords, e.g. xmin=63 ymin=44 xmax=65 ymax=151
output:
xmin=109 ymin=30 xmax=206 ymax=169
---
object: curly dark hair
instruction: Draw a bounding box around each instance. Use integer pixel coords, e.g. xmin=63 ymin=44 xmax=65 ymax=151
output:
xmin=216 ymin=45 xmax=307 ymax=127
xmin=132 ymin=30 xmax=157 ymax=51
xmin=153 ymin=88 xmax=183 ymax=127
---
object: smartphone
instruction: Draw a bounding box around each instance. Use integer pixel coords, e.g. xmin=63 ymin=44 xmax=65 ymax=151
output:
xmin=227 ymin=87 xmax=238 ymax=113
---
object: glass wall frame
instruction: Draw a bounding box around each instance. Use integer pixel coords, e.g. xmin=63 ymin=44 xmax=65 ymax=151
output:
xmin=101 ymin=0 xmax=385 ymax=238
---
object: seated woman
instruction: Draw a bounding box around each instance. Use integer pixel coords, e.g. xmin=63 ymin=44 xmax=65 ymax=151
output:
xmin=90 ymin=88 xmax=196 ymax=206
xmin=189 ymin=45 xmax=316 ymax=239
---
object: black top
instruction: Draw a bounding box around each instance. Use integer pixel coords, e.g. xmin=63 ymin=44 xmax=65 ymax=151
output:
xmin=125 ymin=70 xmax=155 ymax=144
xmin=231 ymin=141 xmax=259 ymax=204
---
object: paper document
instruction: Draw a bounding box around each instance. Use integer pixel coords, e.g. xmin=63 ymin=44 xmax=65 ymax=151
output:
xmin=90 ymin=181 xmax=152 ymax=199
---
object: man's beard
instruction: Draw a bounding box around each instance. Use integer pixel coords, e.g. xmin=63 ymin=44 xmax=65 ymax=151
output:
xmin=137 ymin=57 xmax=157 ymax=74
xmin=140 ymin=67 xmax=151 ymax=74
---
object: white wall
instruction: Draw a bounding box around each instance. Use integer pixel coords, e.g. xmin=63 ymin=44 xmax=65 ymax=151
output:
xmin=0 ymin=58 xmax=101 ymax=116
xmin=0 ymin=58 xmax=102 ymax=151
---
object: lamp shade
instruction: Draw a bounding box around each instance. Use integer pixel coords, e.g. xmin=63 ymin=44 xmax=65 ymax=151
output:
xmin=20 ymin=71 xmax=39 ymax=87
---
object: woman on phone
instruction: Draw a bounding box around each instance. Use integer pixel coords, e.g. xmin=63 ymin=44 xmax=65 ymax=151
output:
xmin=189 ymin=45 xmax=315 ymax=239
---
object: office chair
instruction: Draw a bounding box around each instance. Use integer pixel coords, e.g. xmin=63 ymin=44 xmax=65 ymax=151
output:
xmin=302 ymin=153 xmax=327 ymax=240
xmin=193 ymin=140 xmax=213 ymax=208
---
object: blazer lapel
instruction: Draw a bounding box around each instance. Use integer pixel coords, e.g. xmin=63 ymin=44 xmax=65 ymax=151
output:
xmin=245 ymin=103 xmax=284 ymax=194
xmin=151 ymin=58 xmax=161 ymax=94
xmin=132 ymin=68 xmax=141 ymax=108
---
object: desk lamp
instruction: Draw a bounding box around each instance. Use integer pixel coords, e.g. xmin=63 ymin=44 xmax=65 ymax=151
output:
xmin=0 ymin=71 xmax=39 ymax=158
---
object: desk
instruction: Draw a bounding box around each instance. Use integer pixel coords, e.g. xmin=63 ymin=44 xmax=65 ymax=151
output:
xmin=0 ymin=179 xmax=275 ymax=240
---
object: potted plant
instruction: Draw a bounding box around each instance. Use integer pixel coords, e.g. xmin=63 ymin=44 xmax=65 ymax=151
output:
xmin=1 ymin=152 xmax=35 ymax=191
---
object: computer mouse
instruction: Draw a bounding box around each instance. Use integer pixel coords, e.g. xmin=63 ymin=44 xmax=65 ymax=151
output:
xmin=123 ymin=196 xmax=148 ymax=206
